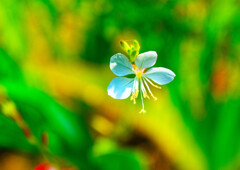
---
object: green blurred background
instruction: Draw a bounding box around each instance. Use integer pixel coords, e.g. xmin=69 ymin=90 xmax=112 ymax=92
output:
xmin=0 ymin=0 xmax=240 ymax=169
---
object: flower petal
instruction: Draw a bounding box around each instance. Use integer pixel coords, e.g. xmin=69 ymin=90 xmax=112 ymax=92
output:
xmin=135 ymin=51 xmax=157 ymax=69
xmin=145 ymin=67 xmax=175 ymax=85
xmin=110 ymin=53 xmax=134 ymax=76
xmin=107 ymin=77 xmax=134 ymax=99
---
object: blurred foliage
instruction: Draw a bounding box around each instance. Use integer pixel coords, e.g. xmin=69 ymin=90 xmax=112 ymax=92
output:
xmin=0 ymin=0 xmax=240 ymax=170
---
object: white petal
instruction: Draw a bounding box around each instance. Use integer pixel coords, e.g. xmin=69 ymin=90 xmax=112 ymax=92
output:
xmin=110 ymin=53 xmax=134 ymax=76
xmin=107 ymin=77 xmax=134 ymax=99
xmin=135 ymin=51 xmax=157 ymax=69
xmin=145 ymin=67 xmax=175 ymax=85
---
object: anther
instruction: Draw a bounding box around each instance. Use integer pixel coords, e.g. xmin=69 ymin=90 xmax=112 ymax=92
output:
xmin=139 ymin=109 xmax=146 ymax=114
xmin=143 ymin=93 xmax=150 ymax=99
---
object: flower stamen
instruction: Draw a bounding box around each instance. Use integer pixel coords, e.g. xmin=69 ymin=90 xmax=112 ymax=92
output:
xmin=145 ymin=77 xmax=162 ymax=89
xmin=130 ymin=78 xmax=139 ymax=104
xmin=143 ymin=78 xmax=157 ymax=100
xmin=140 ymin=79 xmax=150 ymax=99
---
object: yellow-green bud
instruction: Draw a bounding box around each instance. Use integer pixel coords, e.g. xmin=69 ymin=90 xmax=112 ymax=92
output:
xmin=120 ymin=40 xmax=141 ymax=63
xmin=133 ymin=40 xmax=140 ymax=51
xmin=120 ymin=40 xmax=130 ymax=54
xmin=129 ymin=50 xmax=137 ymax=62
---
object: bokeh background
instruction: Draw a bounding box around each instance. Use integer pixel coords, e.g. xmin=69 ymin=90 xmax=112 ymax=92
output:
xmin=0 ymin=0 xmax=240 ymax=169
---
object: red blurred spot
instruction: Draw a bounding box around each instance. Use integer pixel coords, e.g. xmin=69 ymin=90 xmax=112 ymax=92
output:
xmin=211 ymin=62 xmax=228 ymax=97
xmin=34 ymin=162 xmax=77 ymax=170
xmin=34 ymin=162 xmax=57 ymax=170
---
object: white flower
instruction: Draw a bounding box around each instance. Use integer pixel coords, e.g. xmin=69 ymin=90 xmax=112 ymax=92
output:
xmin=107 ymin=51 xmax=175 ymax=113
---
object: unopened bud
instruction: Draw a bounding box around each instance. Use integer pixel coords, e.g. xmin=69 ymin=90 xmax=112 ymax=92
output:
xmin=133 ymin=40 xmax=140 ymax=51
xmin=120 ymin=39 xmax=140 ymax=63
xmin=120 ymin=40 xmax=130 ymax=54
xmin=129 ymin=50 xmax=137 ymax=62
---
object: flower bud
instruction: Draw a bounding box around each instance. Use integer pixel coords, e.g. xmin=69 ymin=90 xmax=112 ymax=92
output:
xmin=133 ymin=40 xmax=140 ymax=51
xmin=120 ymin=40 xmax=130 ymax=54
xmin=129 ymin=50 xmax=137 ymax=62
xmin=120 ymin=40 xmax=140 ymax=63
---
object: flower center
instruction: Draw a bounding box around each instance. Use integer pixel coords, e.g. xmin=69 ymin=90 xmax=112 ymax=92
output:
xmin=135 ymin=71 xmax=143 ymax=79
xmin=132 ymin=64 xmax=145 ymax=80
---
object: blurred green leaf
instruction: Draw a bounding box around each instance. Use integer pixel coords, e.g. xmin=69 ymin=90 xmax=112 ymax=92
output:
xmin=94 ymin=150 xmax=145 ymax=170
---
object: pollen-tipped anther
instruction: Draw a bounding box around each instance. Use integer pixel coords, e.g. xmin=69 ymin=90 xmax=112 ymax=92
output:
xmin=139 ymin=109 xmax=146 ymax=114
